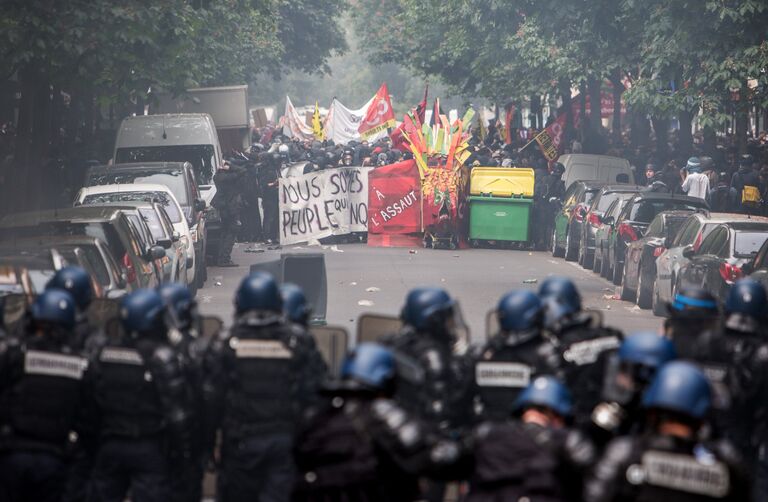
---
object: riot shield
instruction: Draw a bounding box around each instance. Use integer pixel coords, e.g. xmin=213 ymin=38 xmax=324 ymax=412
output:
xmin=310 ymin=326 xmax=349 ymax=376
xmin=356 ymin=314 xmax=402 ymax=344
xmin=86 ymin=298 xmax=121 ymax=330
xmin=2 ymin=293 xmax=30 ymax=334
xmin=199 ymin=316 xmax=224 ymax=338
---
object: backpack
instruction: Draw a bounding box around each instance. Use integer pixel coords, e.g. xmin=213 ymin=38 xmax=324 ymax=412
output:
xmin=741 ymin=185 xmax=761 ymax=207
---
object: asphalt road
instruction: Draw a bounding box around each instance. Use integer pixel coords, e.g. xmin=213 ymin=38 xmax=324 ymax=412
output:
xmin=197 ymin=241 xmax=662 ymax=340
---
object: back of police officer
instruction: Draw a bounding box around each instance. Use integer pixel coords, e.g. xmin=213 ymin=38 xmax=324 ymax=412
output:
xmin=293 ymin=343 xmax=457 ymax=502
xmin=0 ymin=289 xmax=87 ymax=502
xmin=466 ymin=376 xmax=595 ymax=502
xmin=472 ymin=290 xmax=560 ymax=421
xmin=46 ymin=265 xmax=95 ymax=350
xmin=217 ymin=271 xmax=326 ymax=502
xmin=386 ymin=287 xmax=473 ymax=432
xmin=663 ymin=287 xmax=721 ymax=361
xmin=88 ymin=289 xmax=192 ymax=502
xmin=585 ymin=361 xmax=751 ymax=502
xmin=540 ymin=277 xmax=623 ymax=424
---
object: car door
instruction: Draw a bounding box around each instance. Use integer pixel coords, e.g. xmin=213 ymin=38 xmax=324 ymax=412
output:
xmin=748 ymin=239 xmax=768 ymax=291
xmin=555 ymin=183 xmax=580 ymax=246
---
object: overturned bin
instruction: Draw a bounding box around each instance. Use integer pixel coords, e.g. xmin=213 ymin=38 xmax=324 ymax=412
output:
xmin=468 ymin=167 xmax=535 ymax=243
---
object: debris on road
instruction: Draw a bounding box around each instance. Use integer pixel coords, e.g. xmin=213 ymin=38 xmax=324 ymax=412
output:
xmin=453 ymin=254 xmax=460 ymax=258
xmin=329 ymin=245 xmax=344 ymax=253
xmin=357 ymin=299 xmax=374 ymax=307
xmin=215 ymin=281 xmax=222 ymax=287
xmin=349 ymin=281 xmax=358 ymax=286
xmin=409 ymin=249 xmax=417 ymax=254
xmin=244 ymin=248 xmax=265 ymax=253
xmin=523 ymin=279 xmax=538 ymax=284
xmin=602 ymin=293 xmax=621 ymax=300
xmin=365 ymin=287 xmax=381 ymax=292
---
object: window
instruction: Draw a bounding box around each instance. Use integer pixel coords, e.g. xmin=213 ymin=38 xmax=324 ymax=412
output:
xmin=115 ymin=145 xmax=216 ymax=185
xmin=753 ymin=241 xmax=768 ymax=271
xmin=88 ymin=169 xmax=188 ymax=205
xmin=583 ymin=189 xmax=599 ymax=206
xmin=138 ymin=209 xmax=168 ymax=241
xmin=665 ymin=217 xmax=688 ymax=241
xmin=81 ymin=191 xmax=182 ymax=223
xmin=629 ymin=200 xmax=706 ymax=224
xmin=673 ymin=218 xmax=698 ymax=246
xmin=597 ymin=192 xmax=619 ymax=212
xmin=698 ymin=226 xmax=728 ymax=255
xmin=733 ymin=231 xmax=768 ymax=258
xmin=646 ymin=216 xmax=665 ymax=238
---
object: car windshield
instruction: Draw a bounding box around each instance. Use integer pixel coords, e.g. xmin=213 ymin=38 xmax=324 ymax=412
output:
xmin=734 ymin=231 xmax=768 ymax=258
xmin=88 ymin=170 xmax=188 ymax=205
xmin=597 ymin=193 xmax=620 ymax=212
xmin=81 ymin=191 xmax=181 ymax=223
xmin=0 ymin=223 xmax=128 ymax=262
xmin=584 ymin=189 xmax=599 ymax=205
xmin=115 ymin=145 xmax=215 ymax=185
xmin=629 ymin=200 xmax=705 ymax=224
xmin=56 ymin=245 xmax=112 ymax=287
xmin=138 ymin=208 xmax=167 ymax=240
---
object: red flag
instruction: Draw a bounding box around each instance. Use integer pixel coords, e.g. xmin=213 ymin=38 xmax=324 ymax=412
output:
xmin=429 ymin=97 xmax=444 ymax=127
xmin=359 ymin=83 xmax=396 ymax=140
xmin=391 ymin=84 xmax=428 ymax=151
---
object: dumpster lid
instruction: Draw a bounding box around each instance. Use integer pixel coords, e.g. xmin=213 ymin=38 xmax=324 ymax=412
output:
xmin=470 ymin=168 xmax=535 ymax=198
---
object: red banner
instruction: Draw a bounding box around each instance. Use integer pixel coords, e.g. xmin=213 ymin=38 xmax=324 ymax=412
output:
xmin=368 ymin=160 xmax=422 ymax=234
xmin=359 ymin=83 xmax=396 ymax=140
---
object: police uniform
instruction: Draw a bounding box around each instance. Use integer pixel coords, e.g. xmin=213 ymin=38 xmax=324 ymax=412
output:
xmin=213 ymin=164 xmax=246 ymax=265
xmin=259 ymin=155 xmax=281 ymax=244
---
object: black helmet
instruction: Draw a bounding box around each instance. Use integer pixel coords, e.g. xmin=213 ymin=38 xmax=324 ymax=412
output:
xmin=699 ymin=156 xmax=714 ymax=171
xmin=552 ymin=162 xmax=565 ymax=175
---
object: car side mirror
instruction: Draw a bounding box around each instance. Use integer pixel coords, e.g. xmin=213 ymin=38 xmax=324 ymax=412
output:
xmin=603 ymin=216 xmax=615 ymax=226
xmin=156 ymin=238 xmax=173 ymax=249
xmin=742 ymin=262 xmax=753 ymax=275
xmin=194 ymin=199 xmax=206 ymax=211
xmin=147 ymin=245 xmax=166 ymax=261
xmin=172 ymin=231 xmax=181 ymax=243
xmin=663 ymin=236 xmax=674 ymax=249
xmin=682 ymin=245 xmax=695 ymax=259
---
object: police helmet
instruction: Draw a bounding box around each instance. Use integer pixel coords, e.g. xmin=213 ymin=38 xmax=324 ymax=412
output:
xmin=618 ymin=332 xmax=677 ymax=370
xmin=157 ymin=283 xmax=195 ymax=327
xmin=497 ymin=290 xmax=543 ymax=332
xmin=120 ymin=289 xmax=165 ymax=335
xmin=725 ymin=278 xmax=767 ymax=319
xmin=340 ymin=343 xmax=395 ymax=390
xmin=642 ymin=361 xmax=711 ymax=419
xmin=234 ymin=271 xmax=282 ymax=315
xmin=400 ymin=287 xmax=456 ymax=332
xmin=667 ymin=287 xmax=719 ymax=319
xmin=280 ymin=283 xmax=310 ymax=326
xmin=685 ymin=157 xmax=702 ymax=173
xmin=539 ymin=276 xmax=581 ymax=318
xmin=46 ymin=265 xmax=93 ymax=311
xmin=31 ymin=288 xmax=77 ymax=329
xmin=513 ymin=375 xmax=572 ymax=417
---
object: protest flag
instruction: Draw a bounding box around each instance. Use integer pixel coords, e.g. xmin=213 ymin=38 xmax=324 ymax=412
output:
xmin=312 ymin=101 xmax=324 ymax=140
xmin=359 ymin=83 xmax=396 ymax=140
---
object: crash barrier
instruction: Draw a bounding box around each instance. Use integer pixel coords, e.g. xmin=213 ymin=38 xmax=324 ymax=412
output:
xmin=250 ymin=253 xmax=328 ymax=323
xmin=469 ymin=168 xmax=535 ymax=243
xmin=279 ymin=166 xmax=372 ymax=245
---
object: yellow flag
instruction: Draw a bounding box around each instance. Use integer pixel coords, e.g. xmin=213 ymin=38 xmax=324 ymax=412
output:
xmin=312 ymin=101 xmax=324 ymax=140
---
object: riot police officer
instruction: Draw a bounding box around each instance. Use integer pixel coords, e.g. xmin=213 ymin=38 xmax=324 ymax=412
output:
xmin=215 ymin=271 xmax=326 ymax=502
xmin=644 ymin=163 xmax=670 ymax=193
xmin=280 ymin=283 xmax=311 ymax=328
xmin=590 ymin=332 xmax=677 ymax=448
xmin=472 ymin=290 xmax=560 ymax=421
xmin=465 ymin=376 xmax=595 ymax=502
xmin=386 ymin=287 xmax=473 ymax=432
xmin=157 ymin=283 xmax=211 ymax=502
xmin=663 ymin=287 xmax=720 ymax=359
xmin=293 ymin=343 xmax=459 ymax=501
xmin=88 ymin=289 xmax=192 ymax=502
xmin=539 ymin=276 xmax=623 ymax=424
xmin=259 ymin=153 xmax=282 ymax=244
xmin=213 ymin=160 xmax=247 ymax=266
xmin=0 ymin=289 xmax=88 ymax=502
xmin=46 ymin=265 xmax=95 ymax=349
xmin=585 ymin=361 xmax=751 ymax=501
xmin=533 ymin=162 xmax=565 ymax=250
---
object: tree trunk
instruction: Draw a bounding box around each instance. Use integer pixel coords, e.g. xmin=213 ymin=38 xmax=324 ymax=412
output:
xmin=651 ymin=115 xmax=669 ymax=161
xmin=735 ymin=82 xmax=749 ymax=154
xmin=702 ymin=126 xmax=717 ymax=157
xmin=559 ymin=78 xmax=574 ymax=145
xmin=530 ymin=94 xmax=541 ymax=129
xmin=677 ymin=107 xmax=696 ymax=160
xmin=610 ymin=71 xmax=624 ymax=144
xmin=629 ymin=109 xmax=650 ymax=149
xmin=587 ymin=75 xmax=602 ymax=125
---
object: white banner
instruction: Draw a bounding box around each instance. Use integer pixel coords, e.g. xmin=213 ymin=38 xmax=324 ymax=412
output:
xmin=324 ymin=97 xmax=382 ymax=145
xmin=279 ymin=166 xmax=373 ymax=245
xmin=281 ymin=95 xmax=314 ymax=141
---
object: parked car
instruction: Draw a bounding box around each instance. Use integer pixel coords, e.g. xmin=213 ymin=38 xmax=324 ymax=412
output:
xmin=558 ymin=154 xmax=633 ymax=190
xmin=0 ymin=207 xmax=164 ymax=290
xmin=593 ymin=194 xmax=635 ymax=279
xmin=552 ymin=180 xmax=606 ymax=261
xmin=652 ymin=213 xmax=766 ymax=316
xmin=74 ymin=183 xmax=196 ymax=289
xmin=578 ymin=185 xmax=641 ymax=269
xmin=619 ymin=210 xmax=694 ymax=308
xmin=677 ymin=221 xmax=768 ymax=303
xmin=744 ymin=237 xmax=768 ymax=292
xmin=84 ymin=162 xmax=208 ymax=286
xmin=604 ymin=193 xmax=709 ymax=286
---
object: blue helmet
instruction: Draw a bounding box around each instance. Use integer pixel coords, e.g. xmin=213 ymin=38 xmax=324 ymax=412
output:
xmin=685 ymin=157 xmax=702 ymax=173
xmin=642 ymin=361 xmax=711 ymax=419
xmin=497 ymin=290 xmax=543 ymax=332
xmin=400 ymin=287 xmax=455 ymax=331
xmin=668 ymin=287 xmax=719 ymax=318
xmin=235 ymin=271 xmax=282 ymax=315
xmin=538 ymin=276 xmax=581 ymax=318
xmin=31 ymin=289 xmax=77 ymax=329
xmin=157 ymin=283 xmax=194 ymax=327
xmin=47 ymin=266 xmax=92 ymax=311
xmin=619 ymin=332 xmax=677 ymax=369
xmin=120 ymin=289 xmax=165 ymax=334
xmin=340 ymin=343 xmax=395 ymax=390
xmin=513 ymin=375 xmax=572 ymax=417
xmin=280 ymin=283 xmax=310 ymax=326
xmin=725 ymin=279 xmax=767 ymax=320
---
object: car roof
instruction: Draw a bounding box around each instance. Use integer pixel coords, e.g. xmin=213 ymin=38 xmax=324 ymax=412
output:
xmin=720 ymin=221 xmax=768 ymax=231
xmin=630 ymin=192 xmax=707 ymax=204
xmin=89 ymin=162 xmax=189 ymax=173
xmin=658 ymin=210 xmax=697 ymax=218
xmin=707 ymin=212 xmax=768 ymax=223
xmin=575 ymin=180 xmax=609 ymax=188
xmin=79 ymin=183 xmax=173 ymax=196
xmin=0 ymin=236 xmax=103 ymax=248
xmin=601 ymin=184 xmax=642 ymax=192
xmin=87 ymin=201 xmax=157 ymax=210
xmin=0 ymin=207 xmax=124 ymax=226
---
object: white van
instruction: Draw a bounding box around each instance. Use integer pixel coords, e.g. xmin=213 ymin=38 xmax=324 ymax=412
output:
xmin=559 ymin=154 xmax=633 ymax=189
xmin=113 ymin=113 xmax=222 ymax=192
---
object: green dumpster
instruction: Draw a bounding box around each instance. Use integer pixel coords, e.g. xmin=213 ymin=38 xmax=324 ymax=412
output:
xmin=469 ymin=195 xmax=532 ymax=242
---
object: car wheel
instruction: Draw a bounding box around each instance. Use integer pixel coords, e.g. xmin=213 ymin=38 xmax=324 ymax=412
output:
xmin=651 ymin=276 xmax=666 ymax=317
xmin=552 ymin=227 xmax=564 ymax=258
xmin=564 ymin=227 xmax=578 ymax=261
xmin=620 ymin=262 xmax=634 ymax=301
xmin=636 ymin=265 xmax=653 ymax=309
xmin=612 ymin=255 xmax=623 ymax=286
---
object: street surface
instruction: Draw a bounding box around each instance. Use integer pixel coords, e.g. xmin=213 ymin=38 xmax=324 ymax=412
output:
xmin=198 ymin=242 xmax=661 ymax=339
